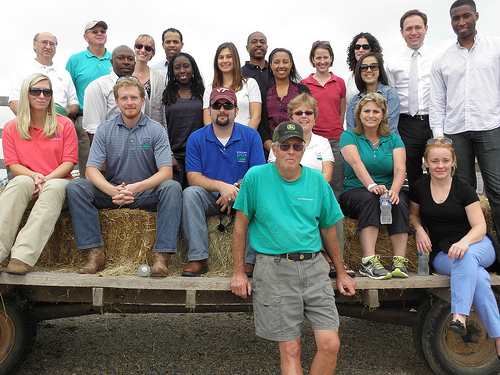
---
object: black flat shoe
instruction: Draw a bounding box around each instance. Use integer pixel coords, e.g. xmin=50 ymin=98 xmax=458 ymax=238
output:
xmin=449 ymin=319 xmax=467 ymax=336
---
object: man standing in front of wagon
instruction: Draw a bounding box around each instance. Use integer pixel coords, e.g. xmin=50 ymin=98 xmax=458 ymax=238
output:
xmin=231 ymin=121 xmax=356 ymax=374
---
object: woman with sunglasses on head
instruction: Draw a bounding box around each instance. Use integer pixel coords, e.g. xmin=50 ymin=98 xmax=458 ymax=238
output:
xmin=268 ymin=93 xmax=356 ymax=278
xmin=133 ymin=34 xmax=165 ymax=116
xmin=202 ymin=42 xmax=261 ymax=129
xmin=258 ymin=47 xmax=310 ymax=153
xmin=0 ymin=73 xmax=78 ymax=275
xmin=345 ymin=33 xmax=383 ymax=106
xmin=340 ymin=93 xmax=409 ymax=280
xmin=151 ymin=52 xmax=204 ymax=188
xmin=410 ymin=138 xmax=500 ymax=353
xmin=346 ymin=52 xmax=400 ymax=135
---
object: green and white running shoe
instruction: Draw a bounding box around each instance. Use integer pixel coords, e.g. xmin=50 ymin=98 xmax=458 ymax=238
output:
xmin=391 ymin=256 xmax=409 ymax=278
xmin=359 ymin=255 xmax=392 ymax=280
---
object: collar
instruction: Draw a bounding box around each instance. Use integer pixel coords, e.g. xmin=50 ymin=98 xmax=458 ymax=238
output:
xmin=455 ymin=32 xmax=480 ymax=49
xmin=116 ymin=113 xmax=147 ymax=128
xmin=358 ymin=131 xmax=391 ymax=145
xmin=33 ymin=58 xmax=56 ymax=71
xmin=244 ymin=60 xmax=268 ymax=70
xmin=205 ymin=123 xmax=241 ymax=146
xmin=405 ymin=43 xmax=427 ymax=57
xmin=84 ymin=47 xmax=110 ymax=59
xmin=109 ymin=70 xmax=119 ymax=83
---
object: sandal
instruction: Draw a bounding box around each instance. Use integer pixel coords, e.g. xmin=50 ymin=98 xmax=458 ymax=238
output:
xmin=343 ymin=262 xmax=356 ymax=278
xmin=328 ymin=262 xmax=337 ymax=278
xmin=449 ymin=319 xmax=467 ymax=336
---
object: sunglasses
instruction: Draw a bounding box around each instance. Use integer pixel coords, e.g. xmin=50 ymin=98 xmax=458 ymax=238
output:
xmin=427 ymin=137 xmax=453 ymax=146
xmin=29 ymin=88 xmax=53 ymax=97
xmin=135 ymin=43 xmax=154 ymax=52
xmin=88 ymin=29 xmax=107 ymax=34
xmin=293 ymin=110 xmax=314 ymax=117
xmin=360 ymin=63 xmax=379 ymax=72
xmin=354 ymin=44 xmax=371 ymax=50
xmin=279 ymin=143 xmax=305 ymax=152
xmin=211 ymin=102 xmax=235 ymax=110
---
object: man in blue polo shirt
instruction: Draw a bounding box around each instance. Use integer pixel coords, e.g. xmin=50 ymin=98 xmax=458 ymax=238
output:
xmin=181 ymin=87 xmax=265 ymax=276
xmin=66 ymin=77 xmax=182 ymax=277
xmin=66 ymin=20 xmax=113 ymax=178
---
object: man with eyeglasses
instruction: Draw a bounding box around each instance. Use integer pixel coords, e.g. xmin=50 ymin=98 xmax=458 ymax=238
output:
xmin=9 ymin=32 xmax=79 ymax=118
xmin=430 ymin=0 xmax=500 ymax=237
xmin=181 ymin=88 xmax=265 ymax=277
xmin=67 ymin=77 xmax=182 ymax=276
xmin=82 ymin=46 xmax=137 ymax=142
xmin=386 ymin=9 xmax=436 ymax=186
xmin=66 ymin=20 xmax=112 ymax=178
xmin=242 ymin=31 xmax=268 ymax=90
xmin=231 ymin=121 xmax=355 ymax=375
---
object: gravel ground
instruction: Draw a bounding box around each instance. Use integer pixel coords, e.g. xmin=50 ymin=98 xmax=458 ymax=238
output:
xmin=15 ymin=313 xmax=432 ymax=375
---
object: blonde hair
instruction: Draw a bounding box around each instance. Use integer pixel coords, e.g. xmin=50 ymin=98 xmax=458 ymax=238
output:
xmin=135 ymin=34 xmax=156 ymax=59
xmin=287 ymin=93 xmax=318 ymax=119
xmin=13 ymin=73 xmax=59 ymax=140
xmin=353 ymin=93 xmax=390 ymax=137
xmin=424 ymin=138 xmax=457 ymax=175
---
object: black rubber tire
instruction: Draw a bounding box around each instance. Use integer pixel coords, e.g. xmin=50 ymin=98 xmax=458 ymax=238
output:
xmin=413 ymin=297 xmax=433 ymax=364
xmin=0 ymin=300 xmax=36 ymax=375
xmin=420 ymin=297 xmax=500 ymax=375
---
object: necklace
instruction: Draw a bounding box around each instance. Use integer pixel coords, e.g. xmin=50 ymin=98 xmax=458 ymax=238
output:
xmin=372 ymin=139 xmax=379 ymax=147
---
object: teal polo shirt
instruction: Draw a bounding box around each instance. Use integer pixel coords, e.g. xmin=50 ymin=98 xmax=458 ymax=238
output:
xmin=66 ymin=48 xmax=112 ymax=109
xmin=340 ymin=129 xmax=405 ymax=192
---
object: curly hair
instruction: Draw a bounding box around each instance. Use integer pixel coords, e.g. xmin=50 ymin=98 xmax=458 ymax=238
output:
xmin=346 ymin=32 xmax=383 ymax=72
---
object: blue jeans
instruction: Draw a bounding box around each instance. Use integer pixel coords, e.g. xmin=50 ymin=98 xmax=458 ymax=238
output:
xmin=446 ymin=128 xmax=500 ymax=237
xmin=66 ymin=179 xmax=182 ymax=252
xmin=181 ymin=186 xmax=255 ymax=263
xmin=433 ymin=236 xmax=500 ymax=338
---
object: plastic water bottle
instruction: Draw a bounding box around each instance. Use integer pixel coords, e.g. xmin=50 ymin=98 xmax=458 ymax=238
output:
xmin=418 ymin=253 xmax=430 ymax=276
xmin=137 ymin=264 xmax=151 ymax=277
xmin=380 ymin=193 xmax=392 ymax=224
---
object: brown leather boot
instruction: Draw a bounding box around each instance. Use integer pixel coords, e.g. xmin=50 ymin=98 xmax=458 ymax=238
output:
xmin=78 ymin=246 xmax=106 ymax=274
xmin=150 ymin=252 xmax=170 ymax=277
xmin=182 ymin=259 xmax=208 ymax=277
xmin=5 ymin=258 xmax=31 ymax=275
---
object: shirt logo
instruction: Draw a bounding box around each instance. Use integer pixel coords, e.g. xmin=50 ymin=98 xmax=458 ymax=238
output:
xmin=50 ymin=132 xmax=61 ymax=140
xmin=237 ymin=151 xmax=247 ymax=162
xmin=141 ymin=139 xmax=151 ymax=148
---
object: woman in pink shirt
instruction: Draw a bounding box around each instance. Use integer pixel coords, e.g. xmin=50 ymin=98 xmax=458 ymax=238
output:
xmin=0 ymin=73 xmax=78 ymax=275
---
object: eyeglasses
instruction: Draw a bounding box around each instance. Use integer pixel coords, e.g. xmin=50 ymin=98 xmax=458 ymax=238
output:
xmin=29 ymin=88 xmax=53 ymax=97
xmin=135 ymin=43 xmax=154 ymax=52
xmin=360 ymin=63 xmax=379 ymax=72
xmin=35 ymin=40 xmax=56 ymax=47
xmin=354 ymin=44 xmax=371 ymax=50
xmin=293 ymin=110 xmax=314 ymax=117
xmin=211 ymin=102 xmax=235 ymax=110
xmin=279 ymin=143 xmax=305 ymax=152
xmin=88 ymin=29 xmax=107 ymax=34
xmin=427 ymin=137 xmax=453 ymax=146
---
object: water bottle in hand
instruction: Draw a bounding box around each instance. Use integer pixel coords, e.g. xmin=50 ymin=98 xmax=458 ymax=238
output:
xmin=418 ymin=252 xmax=430 ymax=276
xmin=380 ymin=192 xmax=392 ymax=224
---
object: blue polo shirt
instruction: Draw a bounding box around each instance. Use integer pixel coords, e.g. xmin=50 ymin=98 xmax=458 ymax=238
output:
xmin=185 ymin=123 xmax=265 ymax=184
xmin=66 ymin=48 xmax=113 ymax=109
xmin=87 ymin=114 xmax=172 ymax=186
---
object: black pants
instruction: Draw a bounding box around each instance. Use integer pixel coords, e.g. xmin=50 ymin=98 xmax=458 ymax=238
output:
xmin=398 ymin=114 xmax=433 ymax=186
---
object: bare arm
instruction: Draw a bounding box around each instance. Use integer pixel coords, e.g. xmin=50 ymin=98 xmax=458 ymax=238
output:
xmin=187 ymin=171 xmax=239 ymax=213
xmin=448 ymin=201 xmax=487 ymax=260
xmin=9 ymin=101 xmax=19 ymax=116
xmin=339 ymin=97 xmax=346 ymax=124
xmin=321 ymin=161 xmax=334 ymax=183
xmin=246 ymin=102 xmax=262 ymax=130
xmin=65 ymin=104 xmax=79 ymax=118
xmin=387 ymin=147 xmax=406 ymax=204
xmin=231 ymin=211 xmax=252 ymax=298
xmin=341 ymin=144 xmax=383 ymax=194
xmin=409 ymin=200 xmax=432 ymax=254
xmin=202 ymin=108 xmax=211 ymax=126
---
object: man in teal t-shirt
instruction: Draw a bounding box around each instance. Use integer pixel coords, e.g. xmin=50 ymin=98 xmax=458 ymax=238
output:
xmin=231 ymin=121 xmax=355 ymax=375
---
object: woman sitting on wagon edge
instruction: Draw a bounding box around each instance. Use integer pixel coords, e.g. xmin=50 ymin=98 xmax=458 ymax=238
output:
xmin=0 ymin=73 xmax=78 ymax=275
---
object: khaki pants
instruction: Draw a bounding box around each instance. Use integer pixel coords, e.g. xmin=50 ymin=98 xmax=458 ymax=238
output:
xmin=0 ymin=175 xmax=69 ymax=266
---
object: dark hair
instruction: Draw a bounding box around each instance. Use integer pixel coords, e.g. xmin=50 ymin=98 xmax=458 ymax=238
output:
xmin=309 ymin=41 xmax=334 ymax=67
xmin=450 ymin=0 xmax=476 ymax=14
xmin=161 ymin=28 xmax=183 ymax=43
xmin=212 ymin=42 xmax=246 ymax=92
xmin=346 ymin=32 xmax=383 ymax=72
xmin=354 ymin=52 xmax=389 ymax=93
xmin=162 ymin=52 xmax=204 ymax=106
xmin=267 ymin=48 xmax=302 ymax=87
xmin=400 ymin=9 xmax=428 ymax=29
xmin=247 ymin=31 xmax=267 ymax=46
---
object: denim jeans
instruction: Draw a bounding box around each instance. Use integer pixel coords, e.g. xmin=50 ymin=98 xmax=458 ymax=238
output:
xmin=66 ymin=179 xmax=182 ymax=252
xmin=446 ymin=128 xmax=500 ymax=237
xmin=433 ymin=236 xmax=500 ymax=338
xmin=181 ymin=186 xmax=255 ymax=263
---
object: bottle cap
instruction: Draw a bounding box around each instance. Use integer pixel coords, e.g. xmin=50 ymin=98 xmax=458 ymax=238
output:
xmin=137 ymin=264 xmax=151 ymax=277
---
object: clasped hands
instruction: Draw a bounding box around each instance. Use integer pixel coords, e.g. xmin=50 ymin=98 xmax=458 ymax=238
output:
xmin=111 ymin=182 xmax=140 ymax=205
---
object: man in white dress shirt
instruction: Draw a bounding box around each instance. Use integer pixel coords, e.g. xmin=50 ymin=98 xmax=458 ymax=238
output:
xmin=386 ymin=10 xmax=435 ymax=186
xmin=430 ymin=0 xmax=500 ymax=236
xmin=9 ymin=32 xmax=79 ymax=118
xmin=151 ymin=28 xmax=184 ymax=80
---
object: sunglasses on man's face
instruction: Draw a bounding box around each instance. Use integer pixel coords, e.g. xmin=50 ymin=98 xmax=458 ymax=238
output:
xmin=279 ymin=143 xmax=305 ymax=152
xmin=88 ymin=29 xmax=107 ymax=35
xmin=29 ymin=88 xmax=53 ymax=97
xmin=211 ymin=102 xmax=235 ymax=110
xmin=360 ymin=63 xmax=379 ymax=72
xmin=354 ymin=44 xmax=371 ymax=50
xmin=135 ymin=43 xmax=154 ymax=52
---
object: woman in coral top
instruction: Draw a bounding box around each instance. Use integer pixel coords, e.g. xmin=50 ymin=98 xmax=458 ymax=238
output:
xmin=0 ymin=73 xmax=78 ymax=274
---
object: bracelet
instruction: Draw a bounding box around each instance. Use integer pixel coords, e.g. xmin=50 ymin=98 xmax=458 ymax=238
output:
xmin=367 ymin=183 xmax=377 ymax=192
xmin=32 ymin=172 xmax=40 ymax=179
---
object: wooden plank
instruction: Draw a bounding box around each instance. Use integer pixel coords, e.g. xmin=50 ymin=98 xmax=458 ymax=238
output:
xmin=0 ymin=96 xmax=8 ymax=107
xmin=93 ymin=287 xmax=104 ymax=307
xmin=361 ymin=289 xmax=379 ymax=308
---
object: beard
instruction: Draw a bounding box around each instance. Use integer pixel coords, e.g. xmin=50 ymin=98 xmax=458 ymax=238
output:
xmin=215 ymin=115 xmax=230 ymax=127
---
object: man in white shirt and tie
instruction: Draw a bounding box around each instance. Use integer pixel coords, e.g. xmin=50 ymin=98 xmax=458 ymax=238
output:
xmin=386 ymin=9 xmax=435 ymax=186
xmin=430 ymin=0 xmax=500 ymax=237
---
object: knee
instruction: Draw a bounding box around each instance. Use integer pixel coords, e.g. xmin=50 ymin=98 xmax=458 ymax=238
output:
xmin=66 ymin=179 xmax=92 ymax=198
xmin=316 ymin=335 xmax=340 ymax=357
xmin=183 ymin=186 xmax=204 ymax=206
xmin=158 ymin=180 xmax=182 ymax=197
xmin=11 ymin=175 xmax=35 ymax=190
xmin=280 ymin=340 xmax=301 ymax=360
xmin=39 ymin=179 xmax=68 ymax=200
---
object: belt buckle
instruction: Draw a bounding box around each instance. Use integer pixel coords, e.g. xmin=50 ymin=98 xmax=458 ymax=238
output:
xmin=286 ymin=253 xmax=295 ymax=262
